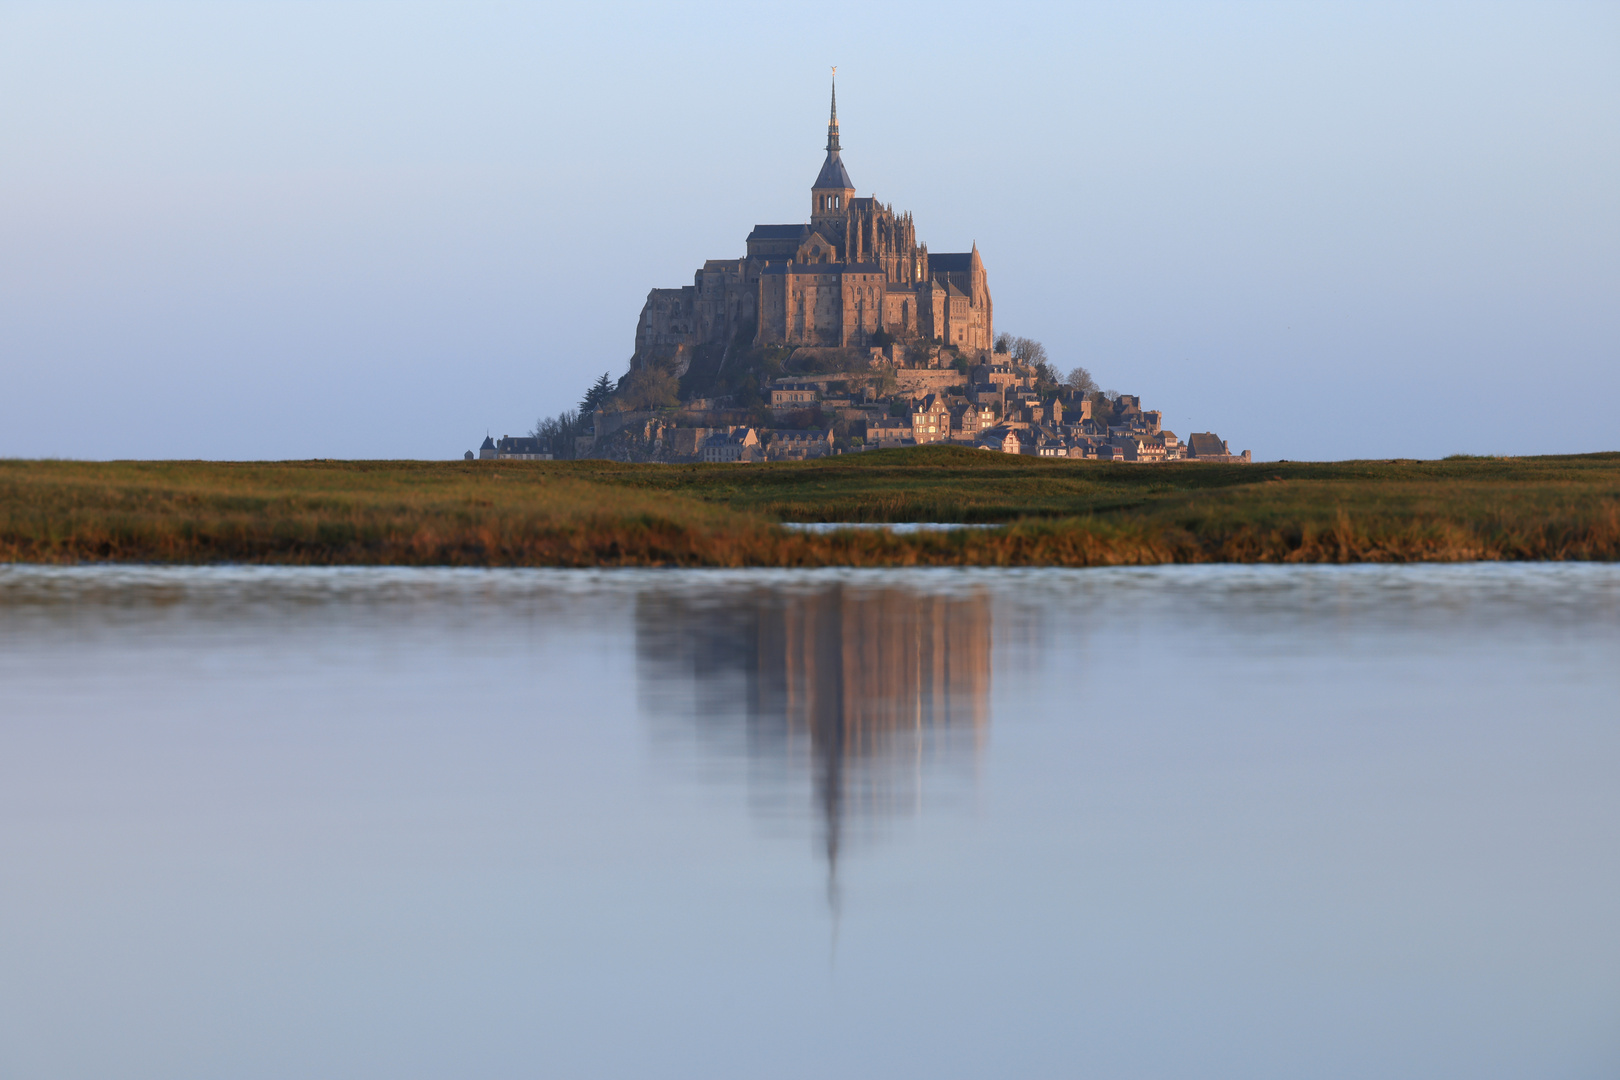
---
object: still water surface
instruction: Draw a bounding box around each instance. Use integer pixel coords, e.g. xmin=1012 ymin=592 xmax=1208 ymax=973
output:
xmin=1 ymin=564 xmax=1617 ymax=1079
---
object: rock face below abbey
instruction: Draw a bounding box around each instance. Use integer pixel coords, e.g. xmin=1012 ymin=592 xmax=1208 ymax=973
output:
xmin=632 ymin=79 xmax=992 ymax=375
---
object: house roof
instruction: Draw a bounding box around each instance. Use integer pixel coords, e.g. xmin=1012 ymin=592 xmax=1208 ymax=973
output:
xmin=498 ymin=436 xmax=542 ymax=451
xmin=1187 ymin=432 xmax=1226 ymax=456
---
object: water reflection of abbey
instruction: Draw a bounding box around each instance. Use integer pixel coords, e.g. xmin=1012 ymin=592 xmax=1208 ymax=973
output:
xmin=635 ymin=585 xmax=992 ymax=890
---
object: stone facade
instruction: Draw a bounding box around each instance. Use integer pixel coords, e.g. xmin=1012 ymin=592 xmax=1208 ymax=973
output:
xmin=480 ymin=435 xmax=552 ymax=460
xmin=701 ymin=427 xmax=760 ymax=463
xmin=632 ymin=79 xmax=993 ymax=373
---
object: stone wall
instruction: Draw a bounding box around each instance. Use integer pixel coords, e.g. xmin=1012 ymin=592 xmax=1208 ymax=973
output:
xmin=894 ymin=369 xmax=966 ymax=394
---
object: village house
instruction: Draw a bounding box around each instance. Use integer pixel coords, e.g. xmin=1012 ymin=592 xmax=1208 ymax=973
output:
xmin=1122 ymin=435 xmax=1167 ymax=463
xmin=701 ymin=427 xmax=760 ymax=463
xmin=480 ymin=435 xmax=551 ymax=460
xmin=1185 ymin=432 xmax=1252 ymax=463
xmin=971 ymin=361 xmax=1022 ymax=392
xmin=967 ymin=384 xmax=1004 ymax=409
xmin=769 ymin=428 xmax=835 ymax=460
xmin=976 ymin=426 xmax=1031 ymax=455
xmin=949 ymin=398 xmax=996 ymax=441
xmin=867 ymin=415 xmax=914 ymax=448
xmin=1067 ymin=436 xmax=1104 ymax=459
xmin=1035 ymin=428 xmax=1072 ymax=457
xmin=770 ymin=382 xmax=818 ymax=414
xmin=910 ymin=393 xmax=951 ymax=444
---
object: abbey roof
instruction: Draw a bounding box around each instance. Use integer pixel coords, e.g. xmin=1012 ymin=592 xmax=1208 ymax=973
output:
xmin=747 ymin=224 xmax=807 ymax=240
xmin=813 ymin=151 xmax=854 ymax=191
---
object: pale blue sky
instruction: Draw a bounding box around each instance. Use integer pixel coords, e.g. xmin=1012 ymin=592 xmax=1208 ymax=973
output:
xmin=1 ymin=1 xmax=1615 ymax=460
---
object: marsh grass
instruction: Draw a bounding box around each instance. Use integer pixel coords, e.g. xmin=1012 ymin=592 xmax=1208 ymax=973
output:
xmin=3 ymin=449 xmax=1618 ymax=566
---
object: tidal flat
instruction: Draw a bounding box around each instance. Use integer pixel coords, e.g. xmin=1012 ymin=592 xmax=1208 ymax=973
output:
xmin=2 ymin=448 xmax=1618 ymax=565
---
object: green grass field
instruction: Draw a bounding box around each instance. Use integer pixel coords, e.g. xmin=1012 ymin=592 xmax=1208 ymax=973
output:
xmin=3 ymin=447 xmax=1618 ymax=566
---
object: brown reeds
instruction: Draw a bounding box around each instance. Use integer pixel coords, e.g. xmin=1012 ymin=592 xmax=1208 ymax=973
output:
xmin=2 ymin=452 xmax=1618 ymax=567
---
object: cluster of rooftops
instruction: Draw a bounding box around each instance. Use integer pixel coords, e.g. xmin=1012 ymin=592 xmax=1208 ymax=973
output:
xmin=471 ymin=353 xmax=1247 ymax=465
xmin=761 ymin=358 xmax=1249 ymax=463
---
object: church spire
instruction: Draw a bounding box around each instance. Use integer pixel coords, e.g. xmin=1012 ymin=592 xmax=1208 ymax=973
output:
xmin=811 ymin=69 xmax=854 ymax=224
xmin=827 ymin=69 xmax=840 ymax=152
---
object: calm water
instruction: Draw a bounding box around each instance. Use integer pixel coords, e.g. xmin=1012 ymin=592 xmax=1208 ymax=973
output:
xmin=1 ymin=564 xmax=1617 ymax=1079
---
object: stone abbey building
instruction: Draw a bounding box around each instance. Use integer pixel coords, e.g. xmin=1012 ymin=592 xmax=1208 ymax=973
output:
xmin=633 ymin=79 xmax=993 ymax=372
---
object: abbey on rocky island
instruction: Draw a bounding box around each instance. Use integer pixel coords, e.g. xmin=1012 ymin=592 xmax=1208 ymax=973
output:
xmin=632 ymin=77 xmax=993 ymax=374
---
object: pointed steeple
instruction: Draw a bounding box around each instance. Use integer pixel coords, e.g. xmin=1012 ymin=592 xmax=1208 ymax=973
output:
xmin=811 ymin=68 xmax=854 ymax=224
xmin=827 ymin=72 xmax=840 ymax=152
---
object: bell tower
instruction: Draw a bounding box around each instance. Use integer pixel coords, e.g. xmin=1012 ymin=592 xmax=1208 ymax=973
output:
xmin=810 ymin=71 xmax=855 ymax=234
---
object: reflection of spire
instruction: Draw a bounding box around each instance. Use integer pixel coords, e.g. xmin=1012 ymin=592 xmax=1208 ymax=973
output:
xmin=822 ymin=713 xmax=843 ymax=953
xmin=633 ymin=583 xmax=992 ymax=917
xmin=763 ymin=587 xmax=990 ymax=910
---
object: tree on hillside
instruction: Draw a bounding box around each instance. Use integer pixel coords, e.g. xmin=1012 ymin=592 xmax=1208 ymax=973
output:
xmin=579 ymin=372 xmax=614 ymax=414
xmin=1013 ymin=338 xmax=1048 ymax=368
xmin=615 ymin=365 xmax=680 ymax=411
xmin=1065 ymin=366 xmax=1098 ymax=395
xmin=531 ymin=408 xmax=582 ymax=459
xmin=995 ymin=334 xmax=1048 ymax=368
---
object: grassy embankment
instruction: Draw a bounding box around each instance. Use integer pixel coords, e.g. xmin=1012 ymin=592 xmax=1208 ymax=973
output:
xmin=2 ymin=448 xmax=1618 ymax=566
